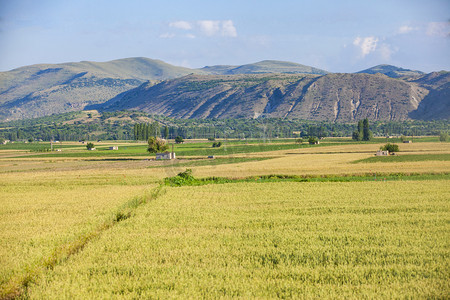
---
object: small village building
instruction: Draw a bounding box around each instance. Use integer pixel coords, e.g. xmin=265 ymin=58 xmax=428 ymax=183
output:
xmin=376 ymin=150 xmax=389 ymax=156
xmin=156 ymin=151 xmax=176 ymax=160
xmin=109 ymin=146 xmax=119 ymax=150
xmin=403 ymin=140 xmax=412 ymax=143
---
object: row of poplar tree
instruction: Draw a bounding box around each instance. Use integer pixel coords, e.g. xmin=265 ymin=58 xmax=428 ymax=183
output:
xmin=133 ymin=122 xmax=170 ymax=140
xmin=352 ymin=119 xmax=373 ymax=141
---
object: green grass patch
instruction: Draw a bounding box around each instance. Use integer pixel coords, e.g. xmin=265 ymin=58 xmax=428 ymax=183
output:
xmin=164 ymin=170 xmax=450 ymax=187
xmin=353 ymin=153 xmax=450 ymax=164
xmin=18 ymin=141 xmax=329 ymax=158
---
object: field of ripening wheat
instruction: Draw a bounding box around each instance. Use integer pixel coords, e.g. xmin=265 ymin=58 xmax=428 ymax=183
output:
xmin=24 ymin=180 xmax=449 ymax=299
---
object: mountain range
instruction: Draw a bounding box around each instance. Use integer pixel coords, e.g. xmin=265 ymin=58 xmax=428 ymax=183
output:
xmin=0 ymin=57 xmax=448 ymax=122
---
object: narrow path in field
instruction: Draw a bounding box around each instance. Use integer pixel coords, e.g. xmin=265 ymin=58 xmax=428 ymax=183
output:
xmin=1 ymin=185 xmax=166 ymax=300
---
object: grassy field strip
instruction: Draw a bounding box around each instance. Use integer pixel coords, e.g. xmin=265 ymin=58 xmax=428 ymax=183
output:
xmin=24 ymin=180 xmax=450 ymax=298
xmin=255 ymin=142 xmax=450 ymax=156
xmin=0 ymin=167 xmax=164 ymax=298
xmin=191 ymin=151 xmax=450 ymax=178
xmin=354 ymin=153 xmax=450 ymax=164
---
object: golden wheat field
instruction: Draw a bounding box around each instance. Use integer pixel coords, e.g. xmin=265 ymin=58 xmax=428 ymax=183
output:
xmin=0 ymin=140 xmax=449 ymax=298
xmin=26 ymin=181 xmax=450 ymax=299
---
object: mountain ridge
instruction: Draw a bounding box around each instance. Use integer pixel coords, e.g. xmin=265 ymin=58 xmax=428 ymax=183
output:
xmin=98 ymin=72 xmax=449 ymax=121
xmin=0 ymin=57 xmax=447 ymax=122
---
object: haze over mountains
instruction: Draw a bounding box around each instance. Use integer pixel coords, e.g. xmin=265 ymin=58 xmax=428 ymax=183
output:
xmin=0 ymin=57 xmax=448 ymax=122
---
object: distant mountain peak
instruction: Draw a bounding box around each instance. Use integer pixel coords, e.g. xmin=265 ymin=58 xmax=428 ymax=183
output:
xmin=357 ymin=65 xmax=425 ymax=78
xmin=199 ymin=60 xmax=329 ymax=75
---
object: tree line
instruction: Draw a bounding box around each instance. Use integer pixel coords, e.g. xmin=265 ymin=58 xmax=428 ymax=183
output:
xmin=0 ymin=111 xmax=448 ymax=142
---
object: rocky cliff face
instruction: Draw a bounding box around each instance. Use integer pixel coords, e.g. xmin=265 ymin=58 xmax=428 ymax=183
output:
xmin=100 ymin=72 xmax=448 ymax=121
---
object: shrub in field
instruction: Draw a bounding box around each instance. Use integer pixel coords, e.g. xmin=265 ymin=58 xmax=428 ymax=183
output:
xmin=164 ymin=169 xmax=197 ymax=186
xmin=147 ymin=137 xmax=168 ymax=153
xmin=86 ymin=142 xmax=95 ymax=150
xmin=175 ymin=136 xmax=184 ymax=144
xmin=381 ymin=143 xmax=399 ymax=153
xmin=308 ymin=136 xmax=319 ymax=144
xmin=439 ymin=132 xmax=448 ymax=142
xmin=212 ymin=142 xmax=222 ymax=148
xmin=295 ymin=138 xmax=303 ymax=144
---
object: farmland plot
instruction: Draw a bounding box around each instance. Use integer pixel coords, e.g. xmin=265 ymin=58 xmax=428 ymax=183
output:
xmin=26 ymin=180 xmax=450 ymax=299
xmin=0 ymin=169 xmax=157 ymax=297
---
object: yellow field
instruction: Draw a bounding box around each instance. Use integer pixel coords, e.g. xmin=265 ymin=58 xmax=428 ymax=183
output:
xmin=170 ymin=142 xmax=450 ymax=178
xmin=0 ymin=168 xmax=158 ymax=296
xmin=0 ymin=141 xmax=449 ymax=298
xmin=26 ymin=181 xmax=450 ymax=299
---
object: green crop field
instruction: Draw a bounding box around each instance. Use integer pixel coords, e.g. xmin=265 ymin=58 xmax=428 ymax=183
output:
xmin=354 ymin=153 xmax=450 ymax=163
xmin=0 ymin=140 xmax=449 ymax=299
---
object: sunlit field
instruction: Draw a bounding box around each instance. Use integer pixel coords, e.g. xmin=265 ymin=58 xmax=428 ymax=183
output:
xmin=26 ymin=181 xmax=450 ymax=299
xmin=0 ymin=167 xmax=160 ymax=297
xmin=0 ymin=138 xmax=449 ymax=298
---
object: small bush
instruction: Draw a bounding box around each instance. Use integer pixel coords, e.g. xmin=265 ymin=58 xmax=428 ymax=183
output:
xmin=86 ymin=142 xmax=95 ymax=150
xmin=439 ymin=132 xmax=448 ymax=142
xmin=164 ymin=169 xmax=197 ymax=186
xmin=212 ymin=142 xmax=222 ymax=148
xmin=295 ymin=138 xmax=303 ymax=144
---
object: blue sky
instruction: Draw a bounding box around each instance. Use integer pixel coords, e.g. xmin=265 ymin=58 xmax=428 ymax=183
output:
xmin=0 ymin=0 xmax=449 ymax=72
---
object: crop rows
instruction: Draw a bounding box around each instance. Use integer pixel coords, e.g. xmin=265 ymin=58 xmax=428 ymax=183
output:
xmin=24 ymin=180 xmax=449 ymax=298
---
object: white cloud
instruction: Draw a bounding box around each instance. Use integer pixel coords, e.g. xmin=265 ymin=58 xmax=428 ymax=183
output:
xmin=169 ymin=21 xmax=192 ymax=30
xmin=378 ymin=43 xmax=396 ymax=60
xmin=196 ymin=20 xmax=237 ymax=37
xmin=159 ymin=32 xmax=175 ymax=39
xmin=426 ymin=22 xmax=450 ymax=37
xmin=353 ymin=36 xmax=378 ymax=57
xmin=197 ymin=20 xmax=221 ymax=36
xmin=398 ymin=25 xmax=416 ymax=34
xmin=221 ymin=20 xmax=237 ymax=37
xmin=162 ymin=20 xmax=237 ymax=39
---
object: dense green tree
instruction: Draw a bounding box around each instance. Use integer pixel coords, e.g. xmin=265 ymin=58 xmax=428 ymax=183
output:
xmin=362 ymin=118 xmax=372 ymax=141
xmin=352 ymin=120 xmax=363 ymax=141
xmin=164 ymin=126 xmax=169 ymax=139
xmin=86 ymin=142 xmax=95 ymax=150
xmin=308 ymin=136 xmax=319 ymax=144
xmin=147 ymin=137 xmax=168 ymax=153
xmin=381 ymin=143 xmax=399 ymax=152
xmin=175 ymin=136 xmax=184 ymax=144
